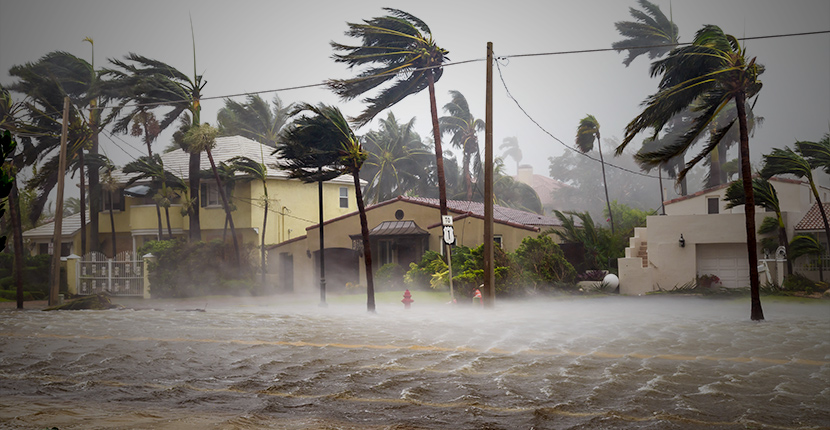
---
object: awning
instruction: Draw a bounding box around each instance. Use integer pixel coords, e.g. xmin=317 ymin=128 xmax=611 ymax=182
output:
xmin=124 ymin=185 xmax=152 ymax=197
xmin=349 ymin=220 xmax=430 ymax=240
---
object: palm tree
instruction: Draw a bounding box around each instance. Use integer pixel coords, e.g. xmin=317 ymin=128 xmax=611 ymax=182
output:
xmin=612 ymin=0 xmax=679 ymax=67
xmin=122 ymin=154 xmax=186 ymax=240
xmin=129 ymin=110 xmax=164 ymax=238
xmin=617 ymin=25 xmax=766 ymax=320
xmin=100 ymin=53 xmax=206 ymax=241
xmin=439 ymin=90 xmax=484 ymax=201
xmin=492 ymin=159 xmax=542 ymax=214
xmin=789 ymin=235 xmax=824 ymax=282
xmin=328 ymin=8 xmax=451 ymax=217
xmin=500 ymin=136 xmax=523 ymax=174
xmin=795 ymin=134 xmax=830 ymax=174
xmin=152 ymin=184 xmax=178 ymax=239
xmin=724 ymin=178 xmax=792 ymax=275
xmin=576 ymin=114 xmax=615 ymax=234
xmin=217 ymin=94 xmax=292 ymax=147
xmin=277 ymin=103 xmax=376 ymax=311
xmin=760 ymin=145 xmax=830 ymax=257
xmin=228 ymin=155 xmax=270 ymax=287
xmin=361 ymin=112 xmax=432 ymax=204
xmin=183 ymin=123 xmax=241 ymax=266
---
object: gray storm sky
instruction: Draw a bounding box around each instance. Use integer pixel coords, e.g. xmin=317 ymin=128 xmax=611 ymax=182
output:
xmin=1 ymin=0 xmax=828 ymax=190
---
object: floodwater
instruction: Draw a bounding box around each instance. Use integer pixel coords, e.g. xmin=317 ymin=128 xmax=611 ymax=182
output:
xmin=0 ymin=295 xmax=828 ymax=430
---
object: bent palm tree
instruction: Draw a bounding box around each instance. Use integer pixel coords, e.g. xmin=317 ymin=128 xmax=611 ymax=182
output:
xmin=500 ymin=136 xmax=523 ymax=174
xmin=439 ymin=90 xmax=484 ymax=201
xmin=183 ymin=123 xmax=240 ymax=266
xmin=617 ymin=25 xmax=765 ymax=320
xmin=612 ymin=0 xmax=679 ymax=67
xmin=228 ymin=155 xmax=270 ymax=287
xmin=760 ymin=145 xmax=830 ymax=257
xmin=328 ymin=8 xmax=451 ymax=217
xmin=100 ymin=53 xmax=206 ymax=241
xmin=789 ymin=235 xmax=824 ymax=282
xmin=217 ymin=95 xmax=292 ymax=147
xmin=576 ymin=114 xmax=614 ymax=234
xmin=277 ymin=103 xmax=376 ymax=312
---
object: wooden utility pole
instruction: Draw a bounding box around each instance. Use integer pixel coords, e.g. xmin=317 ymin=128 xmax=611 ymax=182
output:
xmin=484 ymin=42 xmax=495 ymax=307
xmin=49 ymin=97 xmax=70 ymax=306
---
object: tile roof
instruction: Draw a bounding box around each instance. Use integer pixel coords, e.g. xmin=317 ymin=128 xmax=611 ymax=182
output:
xmin=23 ymin=212 xmax=88 ymax=239
xmin=400 ymin=196 xmax=565 ymax=228
xmin=112 ymin=135 xmax=357 ymax=185
xmin=795 ymin=202 xmax=830 ymax=231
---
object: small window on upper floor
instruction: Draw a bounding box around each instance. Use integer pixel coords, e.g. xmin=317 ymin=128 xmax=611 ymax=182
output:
xmin=494 ymin=235 xmax=503 ymax=249
xmin=201 ymin=183 xmax=221 ymax=208
xmin=102 ymin=189 xmax=124 ymax=212
xmin=339 ymin=187 xmax=349 ymax=209
xmin=707 ymin=197 xmax=720 ymax=214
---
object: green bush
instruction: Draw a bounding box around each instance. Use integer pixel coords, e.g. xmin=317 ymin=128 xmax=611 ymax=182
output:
xmin=140 ymin=239 xmax=258 ymax=298
xmin=375 ymin=263 xmax=405 ymax=291
xmin=782 ymin=273 xmax=819 ymax=292
xmin=514 ymin=235 xmax=576 ymax=288
xmin=404 ymin=250 xmax=446 ymax=290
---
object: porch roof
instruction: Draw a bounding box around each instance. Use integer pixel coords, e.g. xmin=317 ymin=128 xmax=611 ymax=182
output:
xmin=349 ymin=220 xmax=430 ymax=239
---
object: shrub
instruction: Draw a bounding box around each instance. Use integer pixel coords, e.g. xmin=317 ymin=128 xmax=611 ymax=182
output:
xmin=515 ymin=235 xmax=576 ymax=288
xmin=782 ymin=273 xmax=818 ymax=292
xmin=375 ymin=263 xmax=405 ymax=291
xmin=697 ymin=274 xmax=721 ymax=289
xmin=404 ymin=250 xmax=446 ymax=290
xmin=141 ymin=239 xmax=257 ymax=298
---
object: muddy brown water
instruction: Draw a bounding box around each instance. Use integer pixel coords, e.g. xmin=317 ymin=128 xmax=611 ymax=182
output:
xmin=1 ymin=295 xmax=828 ymax=429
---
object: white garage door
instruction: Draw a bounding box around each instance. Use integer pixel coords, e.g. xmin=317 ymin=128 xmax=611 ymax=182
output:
xmin=696 ymin=244 xmax=750 ymax=288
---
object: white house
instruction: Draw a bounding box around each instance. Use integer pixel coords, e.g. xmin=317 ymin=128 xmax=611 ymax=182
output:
xmin=618 ymin=177 xmax=829 ymax=294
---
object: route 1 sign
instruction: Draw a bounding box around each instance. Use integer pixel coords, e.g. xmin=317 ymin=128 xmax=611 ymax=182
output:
xmin=442 ymin=225 xmax=455 ymax=245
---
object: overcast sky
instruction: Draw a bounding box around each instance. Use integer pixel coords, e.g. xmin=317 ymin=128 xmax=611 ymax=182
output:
xmin=1 ymin=0 xmax=828 ymax=190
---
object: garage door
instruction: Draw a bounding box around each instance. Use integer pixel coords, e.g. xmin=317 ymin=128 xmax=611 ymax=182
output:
xmin=696 ymin=244 xmax=750 ymax=288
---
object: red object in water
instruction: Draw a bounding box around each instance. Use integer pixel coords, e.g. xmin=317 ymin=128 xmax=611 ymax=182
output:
xmin=401 ymin=289 xmax=414 ymax=309
xmin=473 ymin=288 xmax=482 ymax=306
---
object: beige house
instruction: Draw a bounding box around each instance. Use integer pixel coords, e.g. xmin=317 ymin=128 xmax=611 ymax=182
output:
xmin=619 ymin=177 xmax=829 ymax=295
xmin=24 ymin=136 xmax=362 ymax=261
xmin=267 ymin=196 xmax=568 ymax=294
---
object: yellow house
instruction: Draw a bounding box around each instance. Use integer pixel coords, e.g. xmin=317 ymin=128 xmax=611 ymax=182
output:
xmin=24 ymin=136 xmax=363 ymax=263
xmin=267 ymin=196 xmax=569 ymax=294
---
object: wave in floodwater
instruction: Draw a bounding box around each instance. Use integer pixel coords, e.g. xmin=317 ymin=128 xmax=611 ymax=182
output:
xmin=0 ymin=295 xmax=828 ymax=429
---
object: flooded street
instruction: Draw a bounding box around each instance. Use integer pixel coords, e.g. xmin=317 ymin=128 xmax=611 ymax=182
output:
xmin=1 ymin=295 xmax=828 ymax=429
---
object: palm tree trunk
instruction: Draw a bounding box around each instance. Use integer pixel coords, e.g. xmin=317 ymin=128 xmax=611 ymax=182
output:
xmin=658 ymin=166 xmax=666 ymax=215
xmin=736 ymin=92 xmax=763 ymax=321
xmin=10 ymin=180 xmax=24 ymax=309
xmin=155 ymin=200 xmax=163 ymax=240
xmin=318 ymin=178 xmax=326 ymax=306
xmin=427 ymin=71 xmax=448 ymax=217
xmin=463 ymin=151 xmax=472 ymax=202
xmin=165 ymin=207 xmax=173 ymax=239
xmin=78 ymin=149 xmax=86 ymax=255
xmin=108 ymin=194 xmax=116 ymax=258
xmin=188 ymin=152 xmax=201 ymax=242
xmin=261 ymin=198 xmax=268 ymax=288
xmin=206 ymin=149 xmax=240 ymax=267
xmin=807 ymin=182 xmax=830 ymax=257
xmin=353 ymin=170 xmax=375 ymax=312
xmin=89 ymin=116 xmax=100 ymax=252
xmin=597 ymin=138 xmax=615 ymax=234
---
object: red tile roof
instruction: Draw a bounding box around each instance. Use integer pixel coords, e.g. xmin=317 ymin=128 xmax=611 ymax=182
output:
xmin=795 ymin=202 xmax=830 ymax=231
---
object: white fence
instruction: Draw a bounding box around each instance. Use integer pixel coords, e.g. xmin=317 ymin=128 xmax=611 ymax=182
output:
xmin=77 ymin=251 xmax=145 ymax=296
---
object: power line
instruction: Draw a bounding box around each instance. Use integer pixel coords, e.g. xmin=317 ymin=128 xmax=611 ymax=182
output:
xmin=494 ymin=57 xmax=661 ymax=180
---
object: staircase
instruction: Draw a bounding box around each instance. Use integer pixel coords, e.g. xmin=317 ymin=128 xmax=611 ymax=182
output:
xmin=637 ymin=241 xmax=648 ymax=267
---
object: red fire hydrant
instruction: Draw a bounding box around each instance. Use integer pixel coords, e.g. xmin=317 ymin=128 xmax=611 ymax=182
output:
xmin=473 ymin=288 xmax=483 ymax=306
xmin=401 ymin=289 xmax=414 ymax=309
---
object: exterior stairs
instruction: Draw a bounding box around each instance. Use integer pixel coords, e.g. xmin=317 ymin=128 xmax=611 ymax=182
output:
xmin=637 ymin=241 xmax=648 ymax=267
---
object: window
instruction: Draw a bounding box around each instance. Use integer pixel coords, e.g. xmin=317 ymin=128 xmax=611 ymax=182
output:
xmin=40 ymin=242 xmax=71 ymax=256
xmin=339 ymin=187 xmax=349 ymax=208
xmin=200 ymin=183 xmax=221 ymax=207
xmin=378 ymin=239 xmax=393 ymax=266
xmin=707 ymin=197 xmax=719 ymax=214
xmin=494 ymin=235 xmax=503 ymax=248
xmin=102 ymin=189 xmax=124 ymax=212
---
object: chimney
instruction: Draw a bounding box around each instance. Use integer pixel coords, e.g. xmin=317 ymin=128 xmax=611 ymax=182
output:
xmin=517 ymin=164 xmax=533 ymax=185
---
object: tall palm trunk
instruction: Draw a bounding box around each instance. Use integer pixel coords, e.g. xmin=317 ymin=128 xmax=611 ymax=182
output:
xmin=78 ymin=149 xmax=86 ymax=255
xmin=89 ymin=122 xmax=100 ymax=252
xmin=261 ymin=193 xmax=268 ymax=288
xmin=188 ymin=152 xmax=201 ymax=242
xmin=463 ymin=151 xmax=472 ymax=201
xmin=807 ymin=182 xmax=830 ymax=257
xmin=10 ymin=180 xmax=24 ymax=309
xmin=596 ymin=137 xmax=615 ymax=234
xmin=206 ymin=148 xmax=240 ymax=267
xmin=353 ymin=170 xmax=375 ymax=312
xmin=736 ymin=92 xmax=763 ymax=321
xmin=427 ymin=71 xmax=448 ymax=217
xmin=165 ymin=207 xmax=173 ymax=239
